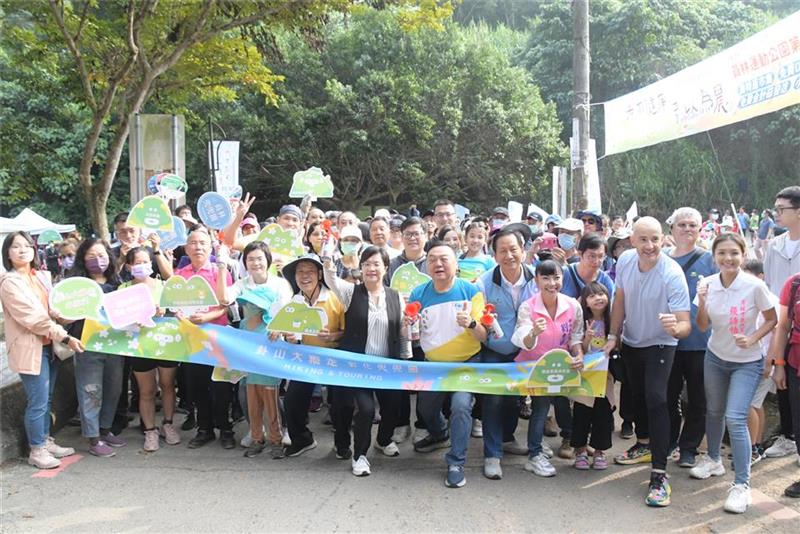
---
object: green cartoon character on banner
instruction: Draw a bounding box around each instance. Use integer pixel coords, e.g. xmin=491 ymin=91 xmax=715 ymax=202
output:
xmin=139 ymin=320 xmax=208 ymax=361
xmin=267 ymin=302 xmax=328 ymax=335
xmin=85 ymin=327 xmax=143 ymax=357
xmin=439 ymin=366 xmax=514 ymax=394
xmin=289 ymin=166 xmax=334 ymax=199
xmin=390 ymin=262 xmax=431 ymax=296
xmin=160 ymin=275 xmax=219 ymax=314
xmin=126 ymin=195 xmax=173 ymax=231
xmin=254 ymin=224 xmax=305 ymax=259
xmin=527 ymin=349 xmax=581 ymax=391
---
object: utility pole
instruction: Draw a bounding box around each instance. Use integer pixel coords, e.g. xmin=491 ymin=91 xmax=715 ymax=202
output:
xmin=571 ymin=0 xmax=590 ymax=212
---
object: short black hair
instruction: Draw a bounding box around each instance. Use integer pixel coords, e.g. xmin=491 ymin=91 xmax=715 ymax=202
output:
xmin=426 ymin=239 xmax=454 ymax=255
xmin=2 ymin=231 xmax=39 ymax=271
xmin=577 ymin=232 xmax=606 ymax=253
xmin=175 ymin=204 xmax=192 ymax=216
xmin=535 ymin=259 xmax=561 ymax=277
xmin=243 ymin=241 xmax=273 ymax=268
xmin=776 ymin=186 xmax=800 ymax=208
xmin=113 ymin=212 xmax=129 ymax=225
xmin=360 ymin=245 xmax=390 ymax=268
xmin=400 ymin=216 xmax=425 ymax=233
xmin=490 ymin=227 xmax=524 ymax=253
xmin=433 ymin=199 xmax=454 ymax=210
xmin=742 ymin=259 xmax=763 ymax=276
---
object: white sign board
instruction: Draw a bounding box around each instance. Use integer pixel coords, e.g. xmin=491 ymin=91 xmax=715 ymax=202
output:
xmin=209 ymin=141 xmax=240 ymax=198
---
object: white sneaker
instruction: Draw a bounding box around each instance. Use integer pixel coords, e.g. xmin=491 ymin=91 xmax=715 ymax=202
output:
xmin=45 ymin=436 xmax=75 ymax=458
xmin=413 ymin=428 xmax=430 ymax=444
xmin=28 ymin=446 xmax=60 ymax=469
xmin=352 ymin=455 xmax=371 ymax=476
xmin=524 ymin=452 xmax=556 ymax=477
xmin=484 ymin=457 xmax=503 ymax=480
xmin=765 ymin=435 xmax=796 ymax=458
xmin=723 ymin=483 xmax=751 ymax=514
xmin=240 ymin=431 xmax=254 ymax=448
xmin=143 ymin=429 xmax=160 ymax=452
xmin=374 ymin=441 xmax=400 ymax=457
xmin=542 ymin=441 xmax=554 ymax=459
xmin=392 ymin=425 xmax=412 ymax=443
xmin=471 ymin=419 xmax=483 ymax=438
xmin=502 ymin=439 xmax=529 ymax=456
xmin=690 ymin=455 xmax=726 ymax=479
xmin=281 ymin=428 xmax=292 ymax=447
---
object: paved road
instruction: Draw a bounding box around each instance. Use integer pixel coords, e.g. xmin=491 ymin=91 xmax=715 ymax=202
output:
xmin=1 ymin=405 xmax=798 ymax=533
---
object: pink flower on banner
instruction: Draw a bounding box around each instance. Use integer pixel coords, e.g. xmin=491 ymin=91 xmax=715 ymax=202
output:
xmin=402 ymin=378 xmax=433 ymax=391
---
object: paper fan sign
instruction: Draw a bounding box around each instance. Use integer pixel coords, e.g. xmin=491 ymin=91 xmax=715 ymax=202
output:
xmin=197 ymin=191 xmax=233 ymax=230
xmin=38 ymin=229 xmax=62 ymax=244
xmin=390 ymin=262 xmax=431 ymax=296
xmin=49 ymin=277 xmax=105 ymax=321
xmin=102 ymin=283 xmax=157 ymax=330
xmin=159 ymin=275 xmax=219 ymax=314
xmin=526 ymin=349 xmax=581 ymax=393
xmin=157 ymin=216 xmax=188 ymax=251
xmin=156 ymin=173 xmax=188 ymax=200
xmin=255 ymin=224 xmax=305 ymax=259
xmin=267 ymin=302 xmax=328 ymax=335
xmin=289 ymin=166 xmax=334 ymax=200
xmin=127 ymin=195 xmax=173 ymax=231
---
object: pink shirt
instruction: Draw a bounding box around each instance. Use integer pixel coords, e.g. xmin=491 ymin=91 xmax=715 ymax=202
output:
xmin=175 ymin=262 xmax=232 ymax=326
xmin=512 ymin=292 xmax=584 ymax=363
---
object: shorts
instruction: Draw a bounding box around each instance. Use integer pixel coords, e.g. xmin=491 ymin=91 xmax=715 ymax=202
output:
xmin=750 ymin=375 xmax=775 ymax=408
xmin=131 ymin=357 xmax=179 ymax=373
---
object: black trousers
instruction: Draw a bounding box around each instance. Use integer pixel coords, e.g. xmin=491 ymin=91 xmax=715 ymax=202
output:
xmin=570 ymin=397 xmax=614 ymax=451
xmin=622 ymin=343 xmax=676 ymax=471
xmin=778 ymin=387 xmax=796 ymax=440
xmin=186 ymin=363 xmax=232 ymax=433
xmin=787 ymin=362 xmax=800 ymax=454
xmin=332 ymin=387 xmax=401 ymax=457
xmin=285 ymin=380 xmax=316 ymax=447
xmin=667 ymin=350 xmax=706 ymax=453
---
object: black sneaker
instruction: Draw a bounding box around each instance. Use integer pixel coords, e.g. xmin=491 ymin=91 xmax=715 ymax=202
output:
xmin=244 ymin=440 xmax=266 ymax=458
xmin=181 ymin=412 xmax=197 ymax=431
xmin=785 ymin=480 xmax=800 ymax=498
xmin=334 ymin=446 xmax=352 ymax=460
xmin=285 ymin=440 xmax=318 ymax=457
xmin=220 ymin=431 xmax=236 ymax=450
xmin=187 ymin=430 xmax=215 ymax=449
xmin=620 ymin=421 xmax=634 ymax=440
xmin=414 ymin=432 xmax=451 ymax=453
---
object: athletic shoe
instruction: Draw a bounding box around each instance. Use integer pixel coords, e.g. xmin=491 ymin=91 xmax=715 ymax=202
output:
xmin=543 ymin=416 xmax=558 ymax=437
xmin=614 ymin=443 xmax=652 ymax=465
xmin=525 ymin=453 xmax=556 ymax=477
xmin=518 ymin=401 xmax=532 ymax=420
xmin=724 ymin=483 xmax=751 ymax=514
xmin=392 ymin=425 xmax=412 ymax=444
xmin=101 ymin=432 xmax=127 ymax=447
xmin=471 ymin=419 xmax=483 ymax=438
xmin=620 ymin=421 xmax=634 ymax=440
xmin=668 ymin=446 xmax=680 ymax=462
xmin=750 ymin=445 xmax=763 ymax=466
xmin=785 ymin=480 xmax=800 ymax=498
xmin=88 ymin=440 xmax=116 ymax=457
xmin=373 ymin=441 xmax=400 ymax=457
xmin=677 ymin=450 xmax=696 ymax=468
xmin=269 ymin=443 xmax=286 ymax=460
xmin=352 ymin=455 xmax=371 ymax=477
xmin=414 ymin=433 xmax=451 ymax=453
xmin=143 ymin=429 xmax=160 ymax=452
xmin=574 ymin=452 xmax=590 ymax=470
xmin=502 ymin=439 xmax=528 ymax=456
xmin=558 ymin=438 xmax=574 ymax=459
xmin=281 ymin=428 xmax=292 ymax=447
xmin=334 ymin=446 xmax=352 ymax=460
xmin=244 ymin=440 xmax=266 ymax=458
xmin=285 ymin=440 xmax=317 ymax=457
xmin=445 ymin=465 xmax=466 ymax=488
xmin=484 ymin=457 xmax=502 ymax=480
xmin=28 ymin=446 xmax=61 ymax=469
xmin=45 ymin=437 xmax=75 ymax=458
xmin=413 ymin=428 xmax=430 ymax=444
xmin=219 ymin=431 xmax=236 ymax=450
xmin=646 ymin=472 xmax=671 ymax=507
xmin=542 ymin=441 xmax=554 ymax=459
xmin=765 ymin=435 xmax=796 ymax=458
xmin=187 ymin=430 xmax=215 ymax=449
xmin=181 ymin=412 xmax=197 ymax=431
xmin=308 ymin=396 xmax=323 ymax=413
xmin=240 ymin=431 xmax=254 ymax=448
xmin=592 ymin=451 xmax=608 ymax=470
xmin=160 ymin=423 xmax=181 ymax=445
xmin=689 ymin=455 xmax=726 ymax=479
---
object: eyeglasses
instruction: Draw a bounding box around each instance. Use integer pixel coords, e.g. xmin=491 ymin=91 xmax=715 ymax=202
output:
xmin=403 ymin=231 xmax=424 ymax=239
xmin=774 ymin=206 xmax=798 ymax=215
xmin=581 ymin=218 xmax=597 ymax=225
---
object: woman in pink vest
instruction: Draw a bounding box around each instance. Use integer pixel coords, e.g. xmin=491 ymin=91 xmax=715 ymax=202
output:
xmin=511 ymin=259 xmax=584 ymax=478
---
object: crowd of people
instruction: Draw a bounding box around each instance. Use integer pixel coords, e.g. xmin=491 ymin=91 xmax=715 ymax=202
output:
xmin=1 ymin=185 xmax=799 ymax=515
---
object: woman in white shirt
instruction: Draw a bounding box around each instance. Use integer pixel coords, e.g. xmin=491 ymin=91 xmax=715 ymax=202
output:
xmin=691 ymin=233 xmax=777 ymax=514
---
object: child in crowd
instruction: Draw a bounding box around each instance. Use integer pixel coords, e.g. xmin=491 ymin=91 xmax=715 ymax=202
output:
xmin=571 ymin=282 xmax=615 ymax=470
xmin=458 ymin=222 xmax=495 ymax=282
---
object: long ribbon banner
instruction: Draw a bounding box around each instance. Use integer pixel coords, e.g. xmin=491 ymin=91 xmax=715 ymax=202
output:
xmin=80 ymin=318 xmax=607 ymax=397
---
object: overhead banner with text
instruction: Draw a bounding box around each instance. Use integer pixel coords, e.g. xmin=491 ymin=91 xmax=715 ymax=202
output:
xmin=604 ymin=11 xmax=800 ymax=155
xmin=80 ymin=318 xmax=607 ymax=398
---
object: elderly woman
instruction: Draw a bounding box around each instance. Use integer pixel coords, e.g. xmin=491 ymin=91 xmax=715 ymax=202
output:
xmin=1 ymin=232 xmax=85 ymax=469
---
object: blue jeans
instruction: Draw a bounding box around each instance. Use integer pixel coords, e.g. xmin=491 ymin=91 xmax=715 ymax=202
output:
xmin=417 ymin=390 xmax=473 ymax=467
xmin=74 ymin=351 xmax=124 ymax=438
xmin=528 ymin=396 xmax=559 ymax=457
xmin=19 ymin=347 xmax=58 ymax=447
xmin=704 ymin=350 xmax=763 ymax=485
xmin=481 ymin=348 xmax=520 ymax=458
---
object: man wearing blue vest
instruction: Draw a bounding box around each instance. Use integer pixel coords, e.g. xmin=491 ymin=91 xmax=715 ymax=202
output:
xmin=475 ymin=227 xmax=538 ymax=480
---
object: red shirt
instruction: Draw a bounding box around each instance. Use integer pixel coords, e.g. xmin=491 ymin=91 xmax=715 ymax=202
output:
xmin=174 ymin=261 xmax=232 ymax=326
xmin=779 ymin=273 xmax=800 ymax=373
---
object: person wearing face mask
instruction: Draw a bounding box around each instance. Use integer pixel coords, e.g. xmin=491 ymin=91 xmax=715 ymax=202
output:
xmin=0 ymin=232 xmax=86 ymax=469
xmin=490 ymin=207 xmax=510 ymax=233
xmin=57 ymin=241 xmax=77 ymax=281
xmin=67 ymin=238 xmax=127 ymax=457
xmin=702 ymin=208 xmax=722 ymax=238
xmin=526 ymin=213 xmax=543 ymax=235
xmin=335 ymin=225 xmax=364 ymax=284
xmin=118 ymin=247 xmax=178 ymax=452
xmin=553 ymin=218 xmax=583 ymax=265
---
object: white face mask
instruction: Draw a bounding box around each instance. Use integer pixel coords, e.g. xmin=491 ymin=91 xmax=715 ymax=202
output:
xmin=710 ymin=213 xmax=719 ymax=221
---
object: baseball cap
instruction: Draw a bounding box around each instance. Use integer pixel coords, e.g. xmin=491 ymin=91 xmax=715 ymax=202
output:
xmin=279 ymin=205 xmax=303 ymax=220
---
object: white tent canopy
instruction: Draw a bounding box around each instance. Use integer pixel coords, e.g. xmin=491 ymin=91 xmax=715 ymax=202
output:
xmin=0 ymin=208 xmax=76 ymax=236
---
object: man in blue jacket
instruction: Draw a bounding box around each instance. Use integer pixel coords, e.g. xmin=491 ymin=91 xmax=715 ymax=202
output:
xmin=475 ymin=227 xmax=538 ymax=480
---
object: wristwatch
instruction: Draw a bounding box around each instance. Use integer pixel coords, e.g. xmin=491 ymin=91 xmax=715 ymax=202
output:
xmin=153 ymin=250 xmax=161 ymax=256
xmin=468 ymin=319 xmax=477 ymax=330
xmin=61 ymin=335 xmax=72 ymax=345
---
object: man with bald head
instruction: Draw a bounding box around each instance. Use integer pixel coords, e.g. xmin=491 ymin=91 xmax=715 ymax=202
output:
xmin=605 ymin=216 xmax=691 ymax=507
